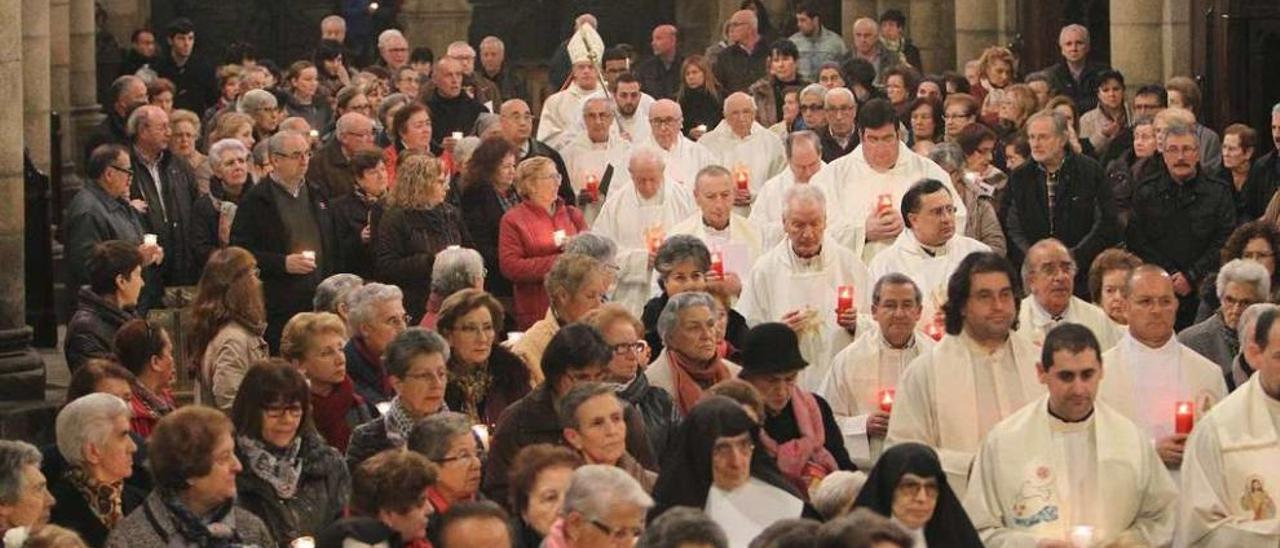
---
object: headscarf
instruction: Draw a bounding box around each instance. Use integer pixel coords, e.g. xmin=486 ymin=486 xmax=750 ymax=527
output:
xmin=852 ymin=442 xmax=983 ymax=548
xmin=650 ymin=396 xmax=799 ymax=518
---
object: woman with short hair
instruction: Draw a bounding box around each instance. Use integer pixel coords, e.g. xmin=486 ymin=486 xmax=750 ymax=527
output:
xmin=187 ymin=246 xmax=269 ymax=412
xmin=421 ymin=246 xmax=488 ymax=329
xmin=346 ymin=328 xmax=452 ymax=470
xmin=48 ymin=394 xmax=144 ymax=546
xmin=342 ymin=283 xmax=408 ymax=407
xmin=642 ymin=235 xmax=749 ymax=361
xmin=382 ymin=102 xmax=433 ymax=183
xmin=407 ymin=412 xmax=484 ymax=545
xmin=113 ymin=319 xmax=176 ymax=438
xmin=350 ymin=449 xmax=438 ymax=547
xmin=507 ymin=445 xmax=580 ymax=548
xmin=333 ymin=148 xmax=388 ymax=280
xmin=510 ymin=254 xmax=612 ymax=382
xmin=191 ymin=138 xmax=254 ymax=266
xmin=65 ymin=241 xmax=143 ymax=372
xmin=438 ymin=289 xmax=530 ymax=425
xmin=280 ymin=312 xmax=374 ymax=452
xmin=542 ymin=465 xmax=653 ymax=548
xmin=169 ymin=109 xmax=212 ymax=193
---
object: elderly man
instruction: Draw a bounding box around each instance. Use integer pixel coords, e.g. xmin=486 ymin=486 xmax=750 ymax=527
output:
xmin=499 ymin=99 xmax=575 ymax=204
xmin=630 ymin=99 xmax=718 ymax=189
xmin=85 ymin=76 xmax=148 ymax=163
xmin=555 ymin=465 xmax=653 ymax=547
xmin=798 ymin=84 xmax=827 ymax=130
xmin=320 ymin=15 xmax=345 ymax=43
xmin=445 ymin=41 xmax=499 ymax=106
xmin=308 ymin=112 xmax=374 ymax=199
xmin=715 ymin=10 xmax=770 ymax=93
xmin=561 ymin=96 xmax=632 ymax=209
xmin=1129 ymin=122 xmax=1237 ymax=329
xmin=818 ymin=99 xmax=963 ymax=262
xmin=747 ymin=40 xmax=808 ymax=128
xmin=1016 ymin=238 xmax=1122 ymax=350
xmin=1006 ymin=110 xmax=1118 ymax=288
xmin=48 ymin=393 xmax=145 ymax=546
xmin=826 ymin=273 xmax=934 ymax=469
xmin=378 ymin=29 xmax=410 ymax=71
xmin=791 ymin=2 xmax=848 ymax=82
xmin=1226 ymin=303 xmax=1277 ymax=392
xmin=1179 ymin=305 xmax=1280 ymax=546
xmin=594 ymin=147 xmax=696 ymax=316
xmin=635 ymin=25 xmax=682 ymax=100
xmin=1180 ymin=259 xmax=1271 ymax=378
xmin=239 ymin=89 xmax=281 ymax=142
xmin=343 ymin=283 xmax=408 ymax=407
xmin=478 ymin=36 xmax=526 ymax=103
xmin=313 ymin=273 xmax=363 ymax=323
xmin=850 ymin=17 xmax=899 ymax=85
xmin=128 ymin=105 xmax=199 ymax=295
xmin=869 ymin=178 xmax=990 ymax=332
xmin=698 ymin=92 xmax=787 ymax=215
xmin=740 ymin=184 xmax=870 ymax=393
xmin=887 ymin=252 xmax=1045 ymax=497
xmin=231 ymin=130 xmax=339 ymax=351
xmin=1098 ymin=266 xmax=1229 ymax=473
xmin=425 ymin=57 xmax=486 ymax=150
xmin=613 ymin=73 xmax=654 ymax=144
xmin=538 ymin=24 xmax=605 ymax=151
xmin=817 ymin=87 xmax=858 ymax=161
xmin=751 ymin=130 xmax=825 ymax=249
xmin=670 ymin=165 xmax=764 ymax=282
xmin=0 ymin=440 xmax=55 ymax=537
xmin=438 ymin=502 xmax=513 ymax=548
xmin=964 ymin=323 xmax=1178 ymax=546
xmin=1042 ymin=24 xmax=1109 ymax=114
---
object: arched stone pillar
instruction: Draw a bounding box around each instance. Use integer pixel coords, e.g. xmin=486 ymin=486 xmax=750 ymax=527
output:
xmin=1111 ymin=0 xmax=1164 ymax=86
xmin=22 ymin=0 xmax=51 ymax=172
xmin=70 ymin=0 xmax=103 ymax=174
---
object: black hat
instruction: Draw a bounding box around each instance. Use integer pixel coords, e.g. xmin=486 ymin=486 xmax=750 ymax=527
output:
xmin=739 ymin=322 xmax=808 ymax=376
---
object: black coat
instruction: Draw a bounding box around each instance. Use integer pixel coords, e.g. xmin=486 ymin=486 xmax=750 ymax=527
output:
xmin=130 ymin=149 xmax=201 ymax=286
xmin=713 ymin=41 xmax=770 ymax=94
xmin=153 ymin=54 xmax=218 ymax=114
xmin=642 ymin=293 xmax=749 ymax=363
xmin=679 ymin=88 xmax=724 ymax=137
xmin=443 ymin=345 xmax=531 ymax=427
xmin=373 ymin=204 xmax=473 ymax=323
xmin=307 ymin=139 xmax=358 ymax=200
xmin=481 ymin=64 xmax=528 ymax=104
xmin=47 ymin=470 xmax=148 ymax=547
xmin=1127 ymin=165 xmax=1237 ymax=284
xmin=1043 ymin=60 xmax=1109 ymax=114
xmin=332 ymin=191 xmax=378 ymax=280
xmin=63 ymin=182 xmax=145 ymax=294
xmin=461 ymin=181 xmax=516 ymax=298
xmin=1244 ymin=150 xmax=1280 ymax=220
xmin=617 ymin=373 xmax=681 ymax=458
xmin=761 ymin=393 xmax=857 ymax=472
xmin=819 ymin=127 xmax=859 ymax=163
xmin=636 ymin=54 xmax=683 ymax=100
xmin=83 ymin=112 xmax=129 ymax=164
xmin=190 ymin=177 xmax=252 ymax=268
xmin=345 ymin=412 xmax=400 ymax=473
xmin=235 ymin=431 xmax=351 ymax=546
xmin=426 ymin=91 xmax=487 ymax=149
xmin=65 ymin=288 xmax=140 ymax=372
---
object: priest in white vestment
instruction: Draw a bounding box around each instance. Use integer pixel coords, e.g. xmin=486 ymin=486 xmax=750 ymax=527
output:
xmin=964 ymin=323 xmax=1178 ymax=547
xmin=697 ymin=92 xmax=788 ymax=217
xmin=868 ymin=178 xmax=990 ymax=332
xmin=886 ymin=251 xmax=1045 ymax=498
xmin=738 ymin=184 xmax=870 ymax=393
xmin=1179 ymin=305 xmax=1280 ymax=547
xmin=814 ymin=98 xmax=965 ymax=262
xmin=827 ymin=273 xmax=935 ymax=469
xmin=1016 ymin=239 xmax=1123 ymax=350
xmin=561 ymin=95 xmax=632 ymax=224
xmin=749 ymin=130 xmax=826 ymax=249
xmin=669 ymin=165 xmax=764 ymax=287
xmin=593 ymin=146 xmax=696 ymax=317
xmin=1098 ymin=266 xmax=1229 ymax=475
xmin=613 ymin=99 xmax=719 ymax=190
xmin=536 ymin=25 xmax=605 ymax=151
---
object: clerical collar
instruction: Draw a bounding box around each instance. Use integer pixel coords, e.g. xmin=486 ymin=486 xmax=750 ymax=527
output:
xmin=1126 ymin=331 xmax=1178 ymax=354
xmin=1048 ymin=404 xmax=1094 ymax=425
xmin=1032 ymin=298 xmax=1069 ymax=325
xmin=918 ymin=238 xmax=948 ymax=257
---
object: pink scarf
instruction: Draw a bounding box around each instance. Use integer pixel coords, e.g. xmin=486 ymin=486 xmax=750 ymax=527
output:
xmin=758 ymin=386 xmax=839 ymax=495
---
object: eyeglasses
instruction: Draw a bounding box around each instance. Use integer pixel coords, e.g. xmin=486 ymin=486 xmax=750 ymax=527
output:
xmin=712 ymin=437 xmax=755 ymax=458
xmin=403 ymin=369 xmax=448 ymax=384
xmin=264 ymin=404 xmax=304 ymax=419
xmin=895 ymin=478 xmax=940 ymax=499
xmin=1034 ymin=261 xmax=1077 ymax=277
xmin=382 ymin=314 xmax=411 ymax=329
xmin=1222 ymin=295 xmax=1260 ymax=310
xmin=434 ymin=450 xmax=486 ymax=465
xmin=649 ymin=117 xmax=681 ymax=127
xmin=590 ymin=519 xmax=644 ymax=543
xmin=274 ymin=150 xmax=313 ymax=161
xmin=610 ymin=341 xmax=648 ymax=356
xmin=109 ymin=165 xmax=135 ymax=178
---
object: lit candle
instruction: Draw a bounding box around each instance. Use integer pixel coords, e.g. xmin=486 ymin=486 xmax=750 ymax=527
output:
xmin=368 ymin=1 xmax=379 ymax=11
xmin=924 ymin=318 xmax=945 ymax=341
xmin=735 ymin=170 xmax=749 ymax=192
xmin=472 ymin=424 xmax=491 ymax=451
xmin=836 ymin=285 xmax=854 ymax=314
xmin=709 ymin=251 xmax=724 ymax=277
xmin=1175 ymin=401 xmax=1195 ymax=435
xmin=877 ymin=193 xmax=894 ymax=215
xmin=878 ymin=389 xmax=895 ymax=413
xmin=290 ymin=537 xmax=316 ymax=548
xmin=694 ymin=124 xmax=707 ymax=134
xmin=142 ymin=233 xmax=158 ymax=246
xmin=646 ymin=226 xmax=665 ymax=254
xmin=507 ymin=331 xmax=524 ymax=344
xmin=308 ymin=129 xmax=319 ymax=139
xmin=374 ymin=401 xmax=392 ymax=415
xmin=300 ymin=250 xmax=316 ymax=261
xmin=451 ymin=131 xmax=463 ymax=141
xmin=1069 ymin=525 xmax=1094 ymax=548
xmin=553 ymin=229 xmax=567 ymax=247
xmin=584 ymin=173 xmax=600 ymax=200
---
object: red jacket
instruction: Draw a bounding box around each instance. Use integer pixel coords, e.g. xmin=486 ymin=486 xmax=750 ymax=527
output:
xmin=498 ymin=200 xmax=587 ymax=328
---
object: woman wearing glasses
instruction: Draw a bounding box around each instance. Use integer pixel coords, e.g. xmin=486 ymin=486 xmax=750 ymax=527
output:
xmin=280 ymin=312 xmax=375 ymax=452
xmin=408 ymin=412 xmax=485 ymax=546
xmin=583 ymin=304 xmax=678 ymax=458
xmin=438 ymin=289 xmax=530 ymax=427
xmin=851 ymin=442 xmax=982 ymax=548
xmin=346 ymin=328 xmax=452 ymax=470
xmin=230 ymin=360 xmax=350 ymax=546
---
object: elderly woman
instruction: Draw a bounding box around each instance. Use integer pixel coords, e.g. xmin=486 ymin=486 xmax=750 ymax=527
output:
xmin=350 ymin=449 xmax=437 ymax=547
xmin=439 ymin=289 xmax=530 ymax=426
xmin=148 ymin=78 xmax=175 ymax=114
xmin=346 ymin=328 xmax=451 ymax=470
xmin=646 ymin=292 xmax=741 ymax=415
xmin=191 ymin=139 xmax=254 ymax=265
xmin=342 ymin=283 xmax=408 ymax=407
xmin=483 ymin=324 xmax=656 ymax=508
xmin=1086 ymin=248 xmax=1144 ymax=328
xmin=188 ymin=246 xmax=269 ymax=412
xmin=583 ymin=304 xmax=679 ymax=458
xmin=499 ymin=157 xmax=589 ymax=329
xmin=650 ymin=397 xmax=805 ymax=546
xmin=312 ymin=273 xmax=364 ymax=326
xmin=955 ymin=123 xmax=1007 ymax=211
xmin=169 ymin=109 xmax=211 ymax=193
xmin=1105 ymin=116 xmax=1158 ymax=228
xmin=230 ymin=360 xmax=349 ymax=545
xmin=105 ymin=407 xmax=274 ymax=547
xmin=541 ymin=465 xmax=653 ymax=548
xmin=559 ymin=383 xmax=657 ymax=492
xmin=113 ymin=319 xmax=176 ymax=438
xmin=461 ymin=137 xmax=521 ymax=308
xmin=511 ymin=253 xmax=613 ymax=382
xmin=811 ymin=470 xmax=867 ymax=520
xmin=407 ymin=413 xmax=484 ymax=545
xmin=280 ymin=312 xmax=373 ymax=452
xmin=239 ymin=88 xmax=280 ymax=142
xmin=928 ymin=142 xmax=1006 ymax=256
xmin=508 ymin=444 xmax=580 ymax=548
xmin=883 ymin=66 xmax=920 ymax=123
xmin=375 ymin=153 xmax=473 ymax=322
xmin=47 ymin=394 xmax=143 ymax=546
xmin=1198 ymin=220 xmax=1280 ymax=319
xmin=421 ymin=246 xmax=488 ymax=329
xmin=852 ymin=442 xmax=982 ymax=548
xmin=642 ymin=236 xmax=749 ymax=361
xmin=0 ymin=440 xmax=56 ymax=539
xmin=1220 ymin=123 xmax=1266 ymax=219
xmin=65 ymin=241 xmax=143 ymax=372
xmin=1180 ymin=259 xmax=1270 ymax=377
xmin=383 ymin=102 xmax=434 ymax=183
xmin=333 ymin=149 xmax=387 ymax=279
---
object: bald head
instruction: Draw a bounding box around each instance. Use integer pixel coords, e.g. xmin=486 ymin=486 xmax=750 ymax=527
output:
xmin=336 ymin=112 xmax=375 ymax=154
xmin=729 ymin=10 xmax=759 ymax=45
xmin=499 ymin=99 xmax=533 ymax=143
xmin=652 ymin=25 xmax=678 ymax=58
xmin=1124 ymin=264 xmax=1177 ymax=346
xmin=321 ymin=15 xmax=346 ymax=42
xmin=629 ymin=147 xmax=666 ymax=199
xmin=1124 ymin=265 xmax=1173 ymax=297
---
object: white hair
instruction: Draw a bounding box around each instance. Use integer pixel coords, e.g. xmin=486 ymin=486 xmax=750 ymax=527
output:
xmin=208 ymin=138 xmax=249 ymax=167
xmin=346 ymin=283 xmax=405 ymax=331
xmin=628 ymin=146 xmax=666 ymax=173
xmin=823 ymin=86 xmax=855 ymax=108
xmin=811 ymin=471 xmax=867 ymax=520
xmin=480 ymin=36 xmax=505 ymax=51
xmin=0 ymin=441 xmax=41 ymax=505
xmin=783 ymin=183 xmax=827 ymax=215
xmin=56 ymin=393 xmax=132 ymax=468
xmin=1240 ymin=303 xmax=1280 ymax=346
xmin=314 ymin=273 xmax=364 ymax=313
xmin=431 ymin=246 xmax=486 ymax=296
xmin=378 ymin=29 xmax=406 ymax=49
xmin=321 ymin=15 xmax=346 ymax=30
xmin=447 ymin=41 xmax=475 ymax=57
xmin=336 ymin=112 xmax=373 ymax=136
xmin=657 ymin=291 xmax=718 ymax=345
xmin=237 ymin=88 xmax=278 ymax=114
xmin=1218 ymin=259 xmax=1271 ymax=301
xmin=581 ymin=93 xmax=614 ymax=115
xmin=561 ymin=465 xmax=653 ymax=520
xmin=1060 ymin=24 xmax=1090 ymax=45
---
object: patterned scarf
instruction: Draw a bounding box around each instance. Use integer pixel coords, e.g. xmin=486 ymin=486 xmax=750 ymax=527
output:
xmin=131 ymin=381 xmax=175 ymax=421
xmin=65 ymin=466 xmax=124 ymax=529
xmin=236 ymin=435 xmax=303 ymax=499
xmin=383 ymin=396 xmax=417 ymax=444
xmin=666 ymin=350 xmax=733 ymax=414
xmin=160 ymin=492 xmax=244 ymax=548
xmin=449 ymin=360 xmax=493 ymax=422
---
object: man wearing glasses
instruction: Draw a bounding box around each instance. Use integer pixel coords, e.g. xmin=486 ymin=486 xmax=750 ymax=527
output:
xmin=817 ymin=87 xmax=858 ymax=162
xmin=308 ymin=112 xmax=376 ymax=199
xmin=1015 ymin=239 xmax=1121 ymax=351
xmin=128 ymin=105 xmax=200 ymax=306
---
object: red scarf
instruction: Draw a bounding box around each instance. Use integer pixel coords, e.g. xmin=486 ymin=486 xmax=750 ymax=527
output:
xmin=310 ymin=377 xmax=362 ymax=452
xmin=758 ymin=386 xmax=839 ymax=495
xmin=667 ymin=350 xmax=733 ymax=414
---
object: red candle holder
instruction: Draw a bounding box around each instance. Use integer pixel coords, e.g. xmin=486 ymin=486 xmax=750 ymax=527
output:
xmin=736 ymin=170 xmax=749 ymax=192
xmin=876 ymin=193 xmax=894 ymax=215
xmin=709 ymin=251 xmax=724 ymax=277
xmin=837 ymin=285 xmax=854 ymax=314
xmin=585 ymin=174 xmax=600 ymax=200
xmin=924 ymin=318 xmax=945 ymax=341
xmin=1175 ymin=401 xmax=1195 ymax=435
xmin=878 ymin=389 xmax=895 ymax=413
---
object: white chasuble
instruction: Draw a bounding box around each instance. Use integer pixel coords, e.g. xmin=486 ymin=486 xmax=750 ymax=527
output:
xmin=747 ymin=165 xmax=825 ymax=250
xmin=536 ymin=83 xmax=600 ymax=151
xmin=1016 ymin=296 xmax=1123 ymax=351
xmin=593 ymin=181 xmax=695 ymax=317
xmin=697 ymin=120 xmax=788 ymax=217
xmin=868 ymin=229 xmax=989 ymax=331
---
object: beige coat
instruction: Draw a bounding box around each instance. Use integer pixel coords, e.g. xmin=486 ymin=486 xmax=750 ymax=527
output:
xmin=199 ymin=321 xmax=269 ymax=412
xmin=511 ymin=309 xmax=559 ymax=386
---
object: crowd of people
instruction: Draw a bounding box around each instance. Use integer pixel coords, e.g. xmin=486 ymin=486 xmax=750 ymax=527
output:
xmin=7 ymin=0 xmax=1280 ymax=546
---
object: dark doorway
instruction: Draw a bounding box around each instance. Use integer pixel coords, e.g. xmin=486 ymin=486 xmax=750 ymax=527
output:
xmin=1194 ymin=0 xmax=1280 ymax=155
xmin=1015 ymin=0 xmax=1110 ymax=76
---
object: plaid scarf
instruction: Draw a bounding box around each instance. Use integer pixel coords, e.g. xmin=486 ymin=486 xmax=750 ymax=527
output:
xmin=449 ymin=360 xmax=493 ymax=422
xmin=65 ymin=466 xmax=124 ymax=529
xmin=236 ymin=435 xmax=303 ymax=499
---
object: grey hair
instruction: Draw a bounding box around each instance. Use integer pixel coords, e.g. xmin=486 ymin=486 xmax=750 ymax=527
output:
xmin=269 ymin=130 xmax=306 ymax=155
xmin=693 ymin=165 xmax=731 ymax=194
xmin=345 ymin=282 xmax=404 ymax=331
xmin=581 ymin=94 xmax=615 ymax=116
xmin=1027 ymin=110 xmax=1068 ymax=138
xmin=564 ymin=233 xmax=618 ymax=265
xmin=237 ymin=89 xmax=278 ymax=114
xmin=407 ymin=411 xmax=473 ymax=461
xmin=655 ymin=234 xmax=710 ymax=278
xmin=639 ymin=507 xmax=728 ymax=548
xmin=377 ymin=29 xmax=406 ymax=49
xmin=252 ymin=140 xmax=271 ymax=165
xmin=1239 ymin=303 xmax=1279 ymax=346
xmin=1060 ymin=23 xmax=1090 ymax=45
xmin=454 ymin=136 xmax=483 ymax=166
xmin=208 ymin=138 xmax=250 ymax=168
xmin=479 ymin=36 xmax=505 ymax=51
xmin=928 ymin=142 xmax=965 ymax=174
xmin=126 ymin=105 xmax=163 ymax=137
xmin=1020 ymin=238 xmax=1074 ymax=287
xmin=785 ymin=130 xmax=822 ymax=159
xmin=384 ymin=327 xmax=451 ymax=379
xmin=55 ymin=393 xmax=132 ymax=468
xmin=0 ymin=441 xmax=41 ymax=505
xmin=561 ymin=464 xmax=653 ymax=520
xmin=430 ymin=246 xmax=486 ymax=296
xmin=811 ymin=470 xmax=867 ymax=520
xmin=799 ymin=83 xmax=827 ymax=103
xmin=1217 ymin=259 xmax=1270 ymax=301
xmin=783 ymin=183 xmax=826 ymax=216
xmin=872 ymin=272 xmax=922 ymax=306
xmin=320 ymin=15 xmax=345 ymax=30
xmin=447 ymin=41 xmax=475 ymax=57
xmin=313 ymin=273 xmax=365 ymax=313
xmin=557 ymin=382 xmax=619 ymax=429
xmin=1163 ymin=121 xmax=1199 ymax=144
xmin=628 ymin=146 xmax=666 ymax=173
xmin=336 ymin=112 xmax=373 ymax=136
xmin=657 ymin=291 xmax=718 ymax=345
xmin=1273 ymin=102 xmax=1280 ymax=116
xmin=378 ymin=93 xmax=412 ymax=124
xmin=823 ymin=86 xmax=855 ymax=108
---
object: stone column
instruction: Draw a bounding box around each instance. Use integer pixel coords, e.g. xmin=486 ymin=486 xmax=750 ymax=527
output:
xmin=1111 ymin=0 xmax=1164 ymax=87
xmin=842 ymin=0 xmax=877 ymax=35
xmin=50 ymin=0 xmax=75 ymax=192
xmin=100 ymin=0 xmax=142 ymax=48
xmin=70 ymin=0 xmax=102 ymax=174
xmin=22 ymin=0 xmax=51 ymax=173
xmin=1162 ymin=0 xmax=1191 ymax=80
xmin=0 ymin=0 xmax=47 ymax=402
xmin=953 ymin=0 xmax=1000 ymax=67
xmin=908 ymin=0 xmax=954 ymax=73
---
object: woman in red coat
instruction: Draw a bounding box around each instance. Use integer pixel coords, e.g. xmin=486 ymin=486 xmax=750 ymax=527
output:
xmin=498 ymin=157 xmax=588 ymax=329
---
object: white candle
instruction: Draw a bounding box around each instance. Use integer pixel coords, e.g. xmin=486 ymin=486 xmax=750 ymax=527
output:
xmin=290 ymin=537 xmax=316 ymax=548
xmin=308 ymin=129 xmax=319 ymax=139
xmin=368 ymin=1 xmax=379 ymax=11
xmin=301 ymin=250 xmax=315 ymax=261
xmin=507 ymin=331 xmax=524 ymax=344
xmin=451 ymin=131 xmax=463 ymax=141
xmin=694 ymin=124 xmax=707 ymax=133
xmin=375 ymin=401 xmax=392 ymax=416
xmin=143 ymin=234 xmax=158 ymax=246
xmin=472 ymin=424 xmax=491 ymax=451
xmin=553 ymin=230 xmax=567 ymax=247
xmin=1070 ymin=525 xmax=1094 ymax=548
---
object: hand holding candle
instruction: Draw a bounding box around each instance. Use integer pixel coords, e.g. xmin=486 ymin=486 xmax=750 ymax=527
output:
xmin=878 ymin=389 xmax=895 ymax=413
xmin=290 ymin=537 xmax=316 ymax=548
xmin=1175 ymin=401 xmax=1195 ymax=434
xmin=837 ymin=285 xmax=854 ymax=314
xmin=876 ymin=193 xmax=894 ymax=216
xmin=585 ymin=173 xmax=600 ymax=201
xmin=709 ymin=250 xmax=725 ymax=279
xmin=553 ymin=229 xmax=567 ymax=248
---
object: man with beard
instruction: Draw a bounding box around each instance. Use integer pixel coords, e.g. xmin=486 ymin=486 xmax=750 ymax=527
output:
xmin=612 ymin=73 xmax=653 ymax=144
